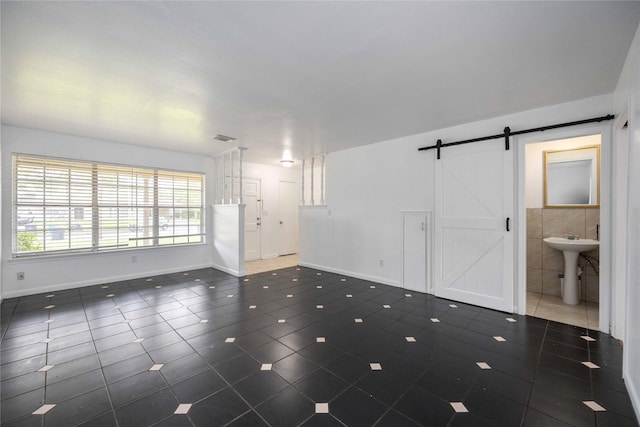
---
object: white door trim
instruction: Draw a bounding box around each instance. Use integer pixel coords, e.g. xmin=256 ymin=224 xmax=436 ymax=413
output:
xmin=515 ymin=123 xmax=612 ymax=334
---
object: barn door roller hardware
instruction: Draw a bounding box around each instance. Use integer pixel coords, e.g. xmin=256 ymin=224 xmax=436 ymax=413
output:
xmin=418 ymin=114 xmax=614 ymax=159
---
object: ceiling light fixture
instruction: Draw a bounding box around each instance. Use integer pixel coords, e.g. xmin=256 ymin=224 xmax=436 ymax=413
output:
xmin=213 ymin=134 xmax=236 ymax=143
xmin=280 ymin=159 xmax=294 ymax=168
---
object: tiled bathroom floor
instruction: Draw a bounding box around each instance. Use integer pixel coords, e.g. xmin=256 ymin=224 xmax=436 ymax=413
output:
xmin=527 ymin=292 xmax=599 ymax=330
xmin=1 ymin=266 xmax=636 ymax=426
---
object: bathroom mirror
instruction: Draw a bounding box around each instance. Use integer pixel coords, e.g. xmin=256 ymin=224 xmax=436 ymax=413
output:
xmin=544 ymin=145 xmax=599 ymax=208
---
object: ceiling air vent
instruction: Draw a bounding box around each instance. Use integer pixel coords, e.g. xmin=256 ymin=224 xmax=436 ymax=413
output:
xmin=213 ymin=134 xmax=236 ymax=143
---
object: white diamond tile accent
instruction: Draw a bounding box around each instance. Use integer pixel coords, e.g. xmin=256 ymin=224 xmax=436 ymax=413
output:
xmin=244 ymin=279 xmax=249 ymax=282
xmin=38 ymin=365 xmax=54 ymax=372
xmin=354 ymin=318 xmax=363 ymax=323
xmin=174 ymin=404 xmax=192 ymax=414
xmin=286 ymin=294 xmax=293 ymax=298
xmin=225 ymin=338 xmax=236 ymax=343
xmin=476 ymin=362 xmax=492 ymax=370
xmin=405 ymin=293 xmax=412 ymax=297
xmin=227 ymin=294 xmax=234 ymax=298
xmin=44 ymin=305 xmax=55 ymax=309
xmin=249 ymin=305 xmax=257 ymax=309
xmin=106 ymin=294 xmax=115 ymax=298
xmin=45 ymin=319 xmax=54 ymax=323
xmin=315 ymin=403 xmax=329 ymax=413
xmin=155 ymin=285 xmax=162 ymax=289
xmin=317 ymin=285 xmax=323 ymax=289
xmin=146 ymin=278 xmax=153 ymax=281
xmin=450 ymin=402 xmax=468 ymax=413
xmin=32 ymin=404 xmax=56 ymax=415
xmin=292 ymin=279 xmax=298 ymax=282
xmin=493 ymin=336 xmax=506 ymax=342
xmin=506 ymin=317 xmax=517 ymax=322
xmin=183 ymin=273 xmax=189 ymax=276
xmin=341 ymin=278 xmax=346 ymax=282
xmin=431 ymin=318 xmax=440 ymax=323
xmin=583 ymin=401 xmax=606 ymax=411
xmin=261 ymin=364 xmax=273 ymax=371
xmin=581 ymin=335 xmax=596 ymax=342
xmin=278 ymin=319 xmax=286 ymax=323
xmin=346 ymin=294 xmax=353 ymax=298
xmin=195 ymin=279 xmax=201 ymax=282
xmin=383 ymin=305 xmax=391 ymax=309
xmin=582 ymin=361 xmax=600 ymax=369
xmin=46 ymin=294 xmax=55 ymax=298
xmin=370 ymin=285 xmax=376 ymax=289
xmin=316 ymin=337 xmax=326 ymax=343
xmin=316 ymin=273 xmax=322 ymax=275
xmin=370 ymin=363 xmax=382 ymax=371
xmin=133 ymin=338 xmax=145 ymax=343
xmin=209 ymin=286 xmax=216 ymax=289
xmin=272 ymin=273 xmax=277 ymax=276
xmin=149 ymin=364 xmax=164 ymax=371
xmin=263 ymin=286 xmax=269 ymax=289
xmin=449 ymin=304 xmax=458 ymax=308
xmin=296 ymin=268 xmax=300 ymax=271
xmin=405 ymin=337 xmax=416 ymax=342
xmin=200 ymin=319 xmax=208 ymax=324
xmin=317 ymin=305 xmax=324 ymax=309
xmin=101 ymin=285 xmax=109 ymax=288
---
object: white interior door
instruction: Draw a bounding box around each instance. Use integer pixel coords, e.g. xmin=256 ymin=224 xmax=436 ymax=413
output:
xmin=243 ymin=178 xmax=261 ymax=261
xmin=403 ymin=212 xmax=431 ymax=293
xmin=278 ymin=181 xmax=298 ymax=255
xmin=434 ymin=140 xmax=514 ymax=312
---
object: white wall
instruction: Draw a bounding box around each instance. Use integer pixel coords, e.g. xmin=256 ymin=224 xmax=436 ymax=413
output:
xmin=614 ymin=22 xmax=640 ymax=422
xmin=211 ymin=204 xmax=244 ymax=276
xmin=241 ymin=162 xmax=299 ymax=259
xmin=1 ymin=126 xmax=216 ymax=298
xmin=525 ymin=135 xmax=601 ymax=209
xmin=299 ymin=95 xmax=612 ymax=288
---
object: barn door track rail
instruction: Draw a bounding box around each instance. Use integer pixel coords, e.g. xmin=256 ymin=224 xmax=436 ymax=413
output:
xmin=418 ymin=114 xmax=614 ymax=159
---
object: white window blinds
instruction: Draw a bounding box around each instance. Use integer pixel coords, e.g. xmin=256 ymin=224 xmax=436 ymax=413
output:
xmin=13 ymin=154 xmax=205 ymax=257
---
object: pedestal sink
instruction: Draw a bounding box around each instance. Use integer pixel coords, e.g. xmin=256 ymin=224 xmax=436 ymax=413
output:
xmin=543 ymin=237 xmax=599 ymax=305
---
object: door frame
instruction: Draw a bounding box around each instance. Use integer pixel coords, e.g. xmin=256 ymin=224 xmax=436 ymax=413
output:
xmin=515 ymin=123 xmax=612 ymax=333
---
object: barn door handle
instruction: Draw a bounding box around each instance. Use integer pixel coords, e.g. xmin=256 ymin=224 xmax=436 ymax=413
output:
xmin=506 ymin=217 xmax=510 ymax=232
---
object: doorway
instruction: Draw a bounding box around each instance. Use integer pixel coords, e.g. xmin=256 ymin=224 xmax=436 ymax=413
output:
xmin=278 ymin=180 xmax=298 ymax=256
xmin=521 ymin=133 xmax=603 ymax=330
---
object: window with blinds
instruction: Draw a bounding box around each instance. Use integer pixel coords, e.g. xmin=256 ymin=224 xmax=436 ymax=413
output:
xmin=13 ymin=154 xmax=205 ymax=257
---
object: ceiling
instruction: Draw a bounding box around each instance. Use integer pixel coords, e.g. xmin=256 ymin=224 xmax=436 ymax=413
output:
xmin=2 ymin=1 xmax=639 ymax=166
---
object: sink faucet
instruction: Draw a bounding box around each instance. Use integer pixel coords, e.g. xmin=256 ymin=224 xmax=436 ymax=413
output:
xmin=566 ymin=234 xmax=578 ymax=240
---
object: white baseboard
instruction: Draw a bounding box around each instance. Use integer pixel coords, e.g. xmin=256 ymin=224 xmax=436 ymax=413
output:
xmin=297 ymin=261 xmax=402 ymax=288
xmin=210 ymin=263 xmax=245 ymax=277
xmin=2 ymin=263 xmax=214 ymax=299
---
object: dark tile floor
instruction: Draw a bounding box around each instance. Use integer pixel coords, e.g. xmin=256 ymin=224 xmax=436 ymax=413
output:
xmin=1 ymin=266 xmax=637 ymax=427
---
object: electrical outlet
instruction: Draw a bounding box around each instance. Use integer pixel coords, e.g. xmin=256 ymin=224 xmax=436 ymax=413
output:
xmin=379 ymin=259 xmax=384 ymax=267
xmin=17 ymin=272 xmax=25 ymax=280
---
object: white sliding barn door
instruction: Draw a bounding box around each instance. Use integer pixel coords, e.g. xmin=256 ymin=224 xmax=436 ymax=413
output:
xmin=434 ymin=140 xmax=514 ymax=312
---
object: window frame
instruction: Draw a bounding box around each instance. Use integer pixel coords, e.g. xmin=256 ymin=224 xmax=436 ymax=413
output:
xmin=12 ymin=153 xmax=206 ymax=258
